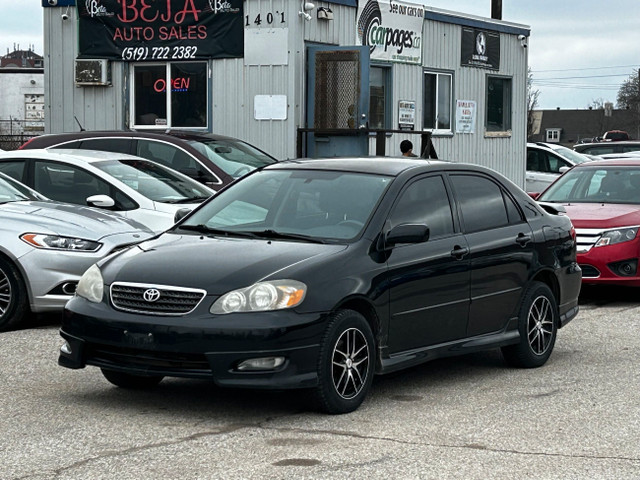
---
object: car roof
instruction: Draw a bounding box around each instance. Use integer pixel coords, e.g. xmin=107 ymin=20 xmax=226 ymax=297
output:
xmin=571 ymin=158 xmax=640 ymax=168
xmin=265 ymin=157 xmax=493 ymax=177
xmin=0 ymin=148 xmax=149 ymax=164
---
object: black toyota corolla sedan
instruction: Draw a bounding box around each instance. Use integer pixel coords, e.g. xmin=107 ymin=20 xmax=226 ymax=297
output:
xmin=59 ymin=158 xmax=581 ymax=414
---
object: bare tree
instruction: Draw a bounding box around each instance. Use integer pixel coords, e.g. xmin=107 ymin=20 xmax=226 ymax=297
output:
xmin=617 ymin=70 xmax=640 ymax=110
xmin=527 ymin=68 xmax=540 ymax=139
xmin=588 ymin=98 xmax=607 ymax=110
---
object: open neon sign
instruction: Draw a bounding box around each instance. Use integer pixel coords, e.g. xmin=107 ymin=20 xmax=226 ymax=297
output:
xmin=153 ymin=77 xmax=190 ymax=93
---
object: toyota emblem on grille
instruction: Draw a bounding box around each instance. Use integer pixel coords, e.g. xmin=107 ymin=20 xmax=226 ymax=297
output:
xmin=143 ymin=288 xmax=161 ymax=303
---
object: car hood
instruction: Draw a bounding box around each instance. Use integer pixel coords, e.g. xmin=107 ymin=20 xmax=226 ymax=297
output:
xmin=561 ymin=203 xmax=640 ymax=229
xmin=104 ymin=233 xmax=347 ymax=293
xmin=0 ymin=201 xmax=153 ymax=240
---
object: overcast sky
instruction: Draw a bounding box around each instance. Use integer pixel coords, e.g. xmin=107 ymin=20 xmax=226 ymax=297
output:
xmin=1 ymin=0 xmax=638 ymax=110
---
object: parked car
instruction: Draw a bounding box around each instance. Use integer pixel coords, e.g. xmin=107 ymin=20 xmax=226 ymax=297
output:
xmin=19 ymin=130 xmax=278 ymax=188
xmin=536 ymin=158 xmax=640 ymax=286
xmin=59 ymin=157 xmax=581 ymax=414
xmin=602 ymin=130 xmax=630 ymax=141
xmin=526 ymin=142 xmax=593 ymax=193
xmin=574 ymin=140 xmax=640 ymax=156
xmin=0 ymin=171 xmax=154 ymax=331
xmin=0 ymin=149 xmax=214 ymax=232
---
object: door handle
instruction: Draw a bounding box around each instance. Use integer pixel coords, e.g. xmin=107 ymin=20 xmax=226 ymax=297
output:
xmin=516 ymin=233 xmax=532 ymax=246
xmin=450 ymin=245 xmax=469 ymax=259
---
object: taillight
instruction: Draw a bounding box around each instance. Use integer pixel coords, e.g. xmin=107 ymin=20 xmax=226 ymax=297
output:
xmin=18 ymin=137 xmax=37 ymax=150
xmin=570 ymin=225 xmax=576 ymax=244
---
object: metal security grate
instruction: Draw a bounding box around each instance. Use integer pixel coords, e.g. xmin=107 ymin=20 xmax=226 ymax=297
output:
xmin=314 ymin=50 xmax=361 ymax=129
xmin=110 ymin=282 xmax=206 ymax=315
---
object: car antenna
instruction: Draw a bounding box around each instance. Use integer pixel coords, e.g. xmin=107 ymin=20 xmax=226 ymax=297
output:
xmin=74 ymin=116 xmax=86 ymax=132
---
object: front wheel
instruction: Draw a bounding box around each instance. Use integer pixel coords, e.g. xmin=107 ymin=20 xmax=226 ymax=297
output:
xmin=312 ymin=309 xmax=375 ymax=414
xmin=101 ymin=369 xmax=164 ymax=389
xmin=0 ymin=258 xmax=29 ymax=332
xmin=502 ymin=282 xmax=558 ymax=368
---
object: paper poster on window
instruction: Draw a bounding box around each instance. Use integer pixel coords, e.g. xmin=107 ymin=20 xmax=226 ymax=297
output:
xmin=456 ymin=100 xmax=476 ymax=133
xmin=356 ymin=0 xmax=423 ymax=64
xmin=398 ymin=100 xmax=416 ymax=130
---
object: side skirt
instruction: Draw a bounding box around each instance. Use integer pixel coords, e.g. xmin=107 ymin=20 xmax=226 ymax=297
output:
xmin=377 ymin=325 xmax=520 ymax=375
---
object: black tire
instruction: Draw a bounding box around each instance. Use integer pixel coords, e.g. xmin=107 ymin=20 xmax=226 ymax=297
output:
xmin=101 ymin=369 xmax=164 ymax=389
xmin=0 ymin=258 xmax=29 ymax=332
xmin=502 ymin=282 xmax=558 ymax=368
xmin=312 ymin=309 xmax=375 ymax=414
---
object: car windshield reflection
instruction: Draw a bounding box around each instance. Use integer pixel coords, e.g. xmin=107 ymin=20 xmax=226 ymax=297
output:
xmin=188 ymin=139 xmax=277 ymax=178
xmin=95 ymin=159 xmax=212 ymax=204
xmin=177 ymin=169 xmax=392 ymax=241
xmin=539 ymin=166 xmax=640 ymax=204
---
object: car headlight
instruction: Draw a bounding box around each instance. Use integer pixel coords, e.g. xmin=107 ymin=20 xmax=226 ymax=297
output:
xmin=210 ymin=280 xmax=306 ymax=314
xmin=21 ymin=233 xmax=101 ymax=252
xmin=595 ymin=227 xmax=638 ymax=247
xmin=75 ymin=264 xmax=104 ymax=303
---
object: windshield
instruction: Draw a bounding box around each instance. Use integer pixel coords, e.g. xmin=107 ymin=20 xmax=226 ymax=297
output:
xmin=95 ymin=159 xmax=212 ymax=204
xmin=187 ymin=138 xmax=277 ymax=179
xmin=178 ymin=169 xmax=392 ymax=241
xmin=539 ymin=166 xmax=640 ymax=204
xmin=549 ymin=145 xmax=592 ymax=164
xmin=0 ymin=173 xmax=42 ymax=203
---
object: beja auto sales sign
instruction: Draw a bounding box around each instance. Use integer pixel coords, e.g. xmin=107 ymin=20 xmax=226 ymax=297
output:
xmin=77 ymin=0 xmax=243 ymax=61
xmin=356 ymin=0 xmax=423 ymax=64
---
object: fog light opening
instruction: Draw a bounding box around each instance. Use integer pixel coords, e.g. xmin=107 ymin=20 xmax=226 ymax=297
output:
xmin=236 ymin=356 xmax=285 ymax=371
xmin=62 ymin=282 xmax=77 ymax=295
xmin=608 ymin=258 xmax=638 ymax=277
xmin=60 ymin=341 xmax=72 ymax=355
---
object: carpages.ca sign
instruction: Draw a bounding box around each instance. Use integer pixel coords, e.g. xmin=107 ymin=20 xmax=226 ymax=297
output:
xmin=78 ymin=0 xmax=243 ymax=61
xmin=356 ymin=0 xmax=423 ymax=64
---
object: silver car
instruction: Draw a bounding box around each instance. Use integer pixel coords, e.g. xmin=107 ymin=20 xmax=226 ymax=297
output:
xmin=0 ymin=172 xmax=154 ymax=331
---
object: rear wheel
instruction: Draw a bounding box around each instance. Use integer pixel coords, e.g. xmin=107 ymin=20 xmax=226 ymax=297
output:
xmin=502 ymin=282 xmax=558 ymax=368
xmin=312 ymin=309 xmax=375 ymax=414
xmin=0 ymin=258 xmax=29 ymax=332
xmin=101 ymin=369 xmax=164 ymax=389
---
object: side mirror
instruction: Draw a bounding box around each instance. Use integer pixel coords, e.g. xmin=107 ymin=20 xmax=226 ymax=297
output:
xmin=86 ymin=194 xmax=115 ymax=208
xmin=174 ymin=207 xmax=192 ymax=223
xmin=384 ymin=223 xmax=430 ymax=248
xmin=559 ymin=166 xmax=570 ymax=174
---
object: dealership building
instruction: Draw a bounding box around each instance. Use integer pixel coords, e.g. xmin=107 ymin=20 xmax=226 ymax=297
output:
xmin=41 ymin=0 xmax=530 ymax=185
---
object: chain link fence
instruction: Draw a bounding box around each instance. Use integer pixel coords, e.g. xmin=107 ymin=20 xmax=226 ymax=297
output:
xmin=0 ymin=119 xmax=42 ymax=150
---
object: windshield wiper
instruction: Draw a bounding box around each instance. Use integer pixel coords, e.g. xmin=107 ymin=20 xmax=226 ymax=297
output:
xmin=250 ymin=229 xmax=326 ymax=244
xmin=177 ymin=224 xmax=259 ymax=238
xmin=163 ymin=196 xmax=211 ymax=204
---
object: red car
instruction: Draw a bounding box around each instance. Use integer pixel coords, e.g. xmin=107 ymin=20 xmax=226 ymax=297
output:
xmin=536 ymin=158 xmax=640 ymax=286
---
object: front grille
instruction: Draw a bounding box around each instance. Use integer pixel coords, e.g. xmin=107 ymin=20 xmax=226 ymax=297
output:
xmin=579 ymin=264 xmax=600 ymax=278
xmin=575 ymin=228 xmax=602 ymax=253
xmin=85 ymin=342 xmax=211 ymax=375
xmin=110 ymin=282 xmax=206 ymax=315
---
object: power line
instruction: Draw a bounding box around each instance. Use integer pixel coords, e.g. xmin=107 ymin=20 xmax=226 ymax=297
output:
xmin=533 ymin=64 xmax=640 ymax=73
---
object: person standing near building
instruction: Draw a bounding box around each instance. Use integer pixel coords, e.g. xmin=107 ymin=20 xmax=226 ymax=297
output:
xmin=400 ymin=140 xmax=417 ymax=157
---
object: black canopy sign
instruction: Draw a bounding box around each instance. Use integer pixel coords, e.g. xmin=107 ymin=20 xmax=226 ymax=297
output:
xmin=460 ymin=28 xmax=500 ymax=70
xmin=78 ymin=0 xmax=243 ymax=61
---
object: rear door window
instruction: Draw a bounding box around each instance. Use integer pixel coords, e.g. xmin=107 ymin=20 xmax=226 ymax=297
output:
xmin=0 ymin=160 xmax=27 ymax=183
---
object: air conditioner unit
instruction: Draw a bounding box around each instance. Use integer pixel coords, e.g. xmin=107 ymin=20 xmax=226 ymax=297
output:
xmin=75 ymin=59 xmax=111 ymax=86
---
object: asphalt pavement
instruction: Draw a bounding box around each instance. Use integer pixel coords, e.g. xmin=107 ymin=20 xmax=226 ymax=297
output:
xmin=1 ymin=286 xmax=639 ymax=479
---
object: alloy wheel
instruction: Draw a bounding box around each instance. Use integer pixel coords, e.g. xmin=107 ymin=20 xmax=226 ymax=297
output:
xmin=331 ymin=327 xmax=370 ymax=399
xmin=527 ymin=295 xmax=554 ymax=355
xmin=0 ymin=267 xmax=11 ymax=318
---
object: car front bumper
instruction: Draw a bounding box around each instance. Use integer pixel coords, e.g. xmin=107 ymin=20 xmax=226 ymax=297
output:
xmin=577 ymin=240 xmax=640 ymax=286
xmin=59 ymin=296 xmax=327 ymax=389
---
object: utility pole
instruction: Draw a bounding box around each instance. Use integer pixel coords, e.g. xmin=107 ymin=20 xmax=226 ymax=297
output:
xmin=491 ymin=0 xmax=502 ymax=20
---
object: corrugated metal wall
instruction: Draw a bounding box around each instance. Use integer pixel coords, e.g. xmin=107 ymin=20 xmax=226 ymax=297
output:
xmin=42 ymin=2 xmax=528 ymax=185
xmin=44 ymin=7 xmax=125 ymax=133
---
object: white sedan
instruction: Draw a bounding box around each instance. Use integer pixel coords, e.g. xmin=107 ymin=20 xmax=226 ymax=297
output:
xmin=0 ymin=149 xmax=214 ymax=232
